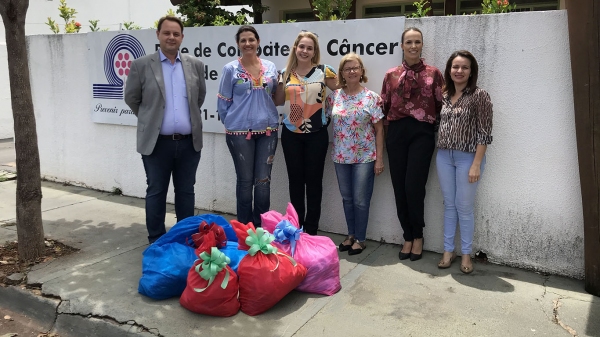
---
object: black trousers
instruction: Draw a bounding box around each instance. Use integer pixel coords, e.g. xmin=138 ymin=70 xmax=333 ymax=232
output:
xmin=386 ymin=117 xmax=435 ymax=242
xmin=281 ymin=127 xmax=329 ymax=235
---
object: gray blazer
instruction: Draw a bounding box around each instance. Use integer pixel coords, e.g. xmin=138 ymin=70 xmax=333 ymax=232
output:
xmin=124 ymin=51 xmax=206 ymax=155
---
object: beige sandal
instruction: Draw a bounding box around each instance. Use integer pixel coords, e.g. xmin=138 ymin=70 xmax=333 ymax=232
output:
xmin=460 ymin=255 xmax=474 ymax=274
xmin=437 ymin=252 xmax=456 ymax=269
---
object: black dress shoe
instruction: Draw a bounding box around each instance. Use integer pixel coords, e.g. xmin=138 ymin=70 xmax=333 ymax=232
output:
xmin=398 ymin=243 xmax=412 ymax=260
xmin=339 ymin=237 xmax=354 ymax=252
xmin=409 ymin=238 xmax=424 ymax=261
xmin=409 ymin=252 xmax=422 ymax=261
xmin=348 ymin=241 xmax=366 ymax=256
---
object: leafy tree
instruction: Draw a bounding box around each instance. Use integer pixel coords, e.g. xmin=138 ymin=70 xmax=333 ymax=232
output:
xmin=0 ymin=0 xmax=46 ymax=261
xmin=173 ymin=0 xmax=268 ymax=26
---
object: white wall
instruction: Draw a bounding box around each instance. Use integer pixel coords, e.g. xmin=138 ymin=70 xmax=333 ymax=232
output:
xmin=26 ymin=11 xmax=584 ymax=278
xmin=0 ymin=0 xmax=177 ymax=139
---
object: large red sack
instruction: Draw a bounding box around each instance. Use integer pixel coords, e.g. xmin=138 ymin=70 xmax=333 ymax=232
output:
xmin=179 ymin=232 xmax=240 ymax=317
xmin=231 ymin=220 xmax=307 ymax=316
xmin=262 ymin=203 xmax=341 ymax=296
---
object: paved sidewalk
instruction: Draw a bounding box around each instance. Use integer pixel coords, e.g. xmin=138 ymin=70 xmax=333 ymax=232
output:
xmin=0 ymin=179 xmax=599 ymax=336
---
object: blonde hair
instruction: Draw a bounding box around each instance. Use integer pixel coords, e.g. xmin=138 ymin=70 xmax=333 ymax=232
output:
xmin=337 ymin=52 xmax=368 ymax=87
xmin=283 ymin=31 xmax=321 ymax=82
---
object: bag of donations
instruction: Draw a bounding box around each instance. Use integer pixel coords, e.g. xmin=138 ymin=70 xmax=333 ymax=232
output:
xmin=261 ymin=203 xmax=341 ymax=296
xmin=180 ymin=231 xmax=240 ymax=317
xmin=231 ymin=220 xmax=307 ymax=316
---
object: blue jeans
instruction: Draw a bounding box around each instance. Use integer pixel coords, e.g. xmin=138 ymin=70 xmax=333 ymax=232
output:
xmin=334 ymin=162 xmax=375 ymax=242
xmin=226 ymin=132 xmax=278 ymax=227
xmin=436 ymin=149 xmax=486 ymax=254
xmin=142 ymin=137 xmax=201 ymax=243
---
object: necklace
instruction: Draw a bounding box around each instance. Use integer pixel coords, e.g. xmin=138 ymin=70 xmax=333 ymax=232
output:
xmin=239 ymin=57 xmax=264 ymax=86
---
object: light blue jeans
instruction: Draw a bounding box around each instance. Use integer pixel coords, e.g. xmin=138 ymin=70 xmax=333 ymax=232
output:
xmin=334 ymin=162 xmax=375 ymax=242
xmin=436 ymin=149 xmax=486 ymax=254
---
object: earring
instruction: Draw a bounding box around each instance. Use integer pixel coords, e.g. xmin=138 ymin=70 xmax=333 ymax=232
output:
xmin=360 ymin=75 xmax=364 ymax=81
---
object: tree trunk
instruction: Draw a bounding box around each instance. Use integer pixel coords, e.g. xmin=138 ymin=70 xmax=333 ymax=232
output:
xmin=251 ymin=0 xmax=263 ymax=24
xmin=566 ymin=0 xmax=600 ymax=296
xmin=0 ymin=0 xmax=45 ymax=261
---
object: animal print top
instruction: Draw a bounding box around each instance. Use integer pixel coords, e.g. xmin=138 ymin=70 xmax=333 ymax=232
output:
xmin=437 ymin=88 xmax=493 ymax=153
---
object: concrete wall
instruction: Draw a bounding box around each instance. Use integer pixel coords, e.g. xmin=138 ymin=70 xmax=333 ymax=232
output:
xmin=26 ymin=11 xmax=584 ymax=278
xmin=0 ymin=0 xmax=176 ymax=139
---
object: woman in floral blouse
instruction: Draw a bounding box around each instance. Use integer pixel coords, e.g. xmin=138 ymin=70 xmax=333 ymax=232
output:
xmin=325 ymin=53 xmax=384 ymax=256
xmin=217 ymin=26 xmax=279 ymax=228
xmin=436 ymin=50 xmax=493 ymax=274
xmin=274 ymin=31 xmax=338 ymax=235
xmin=381 ymin=27 xmax=443 ymax=261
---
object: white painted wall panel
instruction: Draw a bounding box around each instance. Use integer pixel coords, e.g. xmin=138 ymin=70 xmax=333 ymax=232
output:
xmin=26 ymin=11 xmax=583 ymax=278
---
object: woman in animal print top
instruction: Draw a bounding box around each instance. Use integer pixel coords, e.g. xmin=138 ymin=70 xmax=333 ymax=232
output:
xmin=436 ymin=50 xmax=493 ymax=274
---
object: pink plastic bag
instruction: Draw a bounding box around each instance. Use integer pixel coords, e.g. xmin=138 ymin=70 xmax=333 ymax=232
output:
xmin=261 ymin=203 xmax=341 ymax=296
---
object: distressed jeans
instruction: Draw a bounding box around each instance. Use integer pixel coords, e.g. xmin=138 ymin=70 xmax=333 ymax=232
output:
xmin=226 ymin=132 xmax=278 ymax=227
xmin=334 ymin=162 xmax=375 ymax=242
xmin=436 ymin=149 xmax=486 ymax=254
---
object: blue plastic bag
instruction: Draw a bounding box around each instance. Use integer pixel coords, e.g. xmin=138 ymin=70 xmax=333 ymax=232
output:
xmin=138 ymin=214 xmax=245 ymax=300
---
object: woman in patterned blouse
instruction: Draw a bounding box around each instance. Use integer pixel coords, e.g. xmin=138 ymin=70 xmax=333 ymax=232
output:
xmin=325 ymin=53 xmax=385 ymax=255
xmin=381 ymin=27 xmax=443 ymax=261
xmin=436 ymin=50 xmax=493 ymax=274
xmin=274 ymin=31 xmax=338 ymax=235
xmin=217 ymin=26 xmax=279 ymax=228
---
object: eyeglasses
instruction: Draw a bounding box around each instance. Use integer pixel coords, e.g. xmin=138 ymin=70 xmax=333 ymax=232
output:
xmin=300 ymin=30 xmax=319 ymax=38
xmin=343 ymin=66 xmax=362 ymax=73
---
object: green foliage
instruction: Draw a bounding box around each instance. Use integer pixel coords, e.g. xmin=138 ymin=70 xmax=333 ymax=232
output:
xmin=47 ymin=0 xmax=81 ymax=33
xmin=335 ymin=0 xmax=353 ymax=20
xmin=311 ymin=0 xmax=352 ymax=21
xmin=410 ymin=0 xmax=431 ymax=18
xmin=281 ymin=19 xmax=296 ymax=23
xmin=122 ymin=21 xmax=142 ymax=30
xmin=46 ymin=17 xmax=59 ymax=34
xmin=312 ymin=0 xmax=333 ymax=21
xmin=481 ymin=0 xmax=516 ymax=13
xmin=88 ymin=19 xmax=101 ymax=32
xmin=174 ymin=0 xmax=267 ymax=26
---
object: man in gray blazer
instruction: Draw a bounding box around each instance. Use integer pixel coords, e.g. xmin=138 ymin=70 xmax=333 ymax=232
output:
xmin=125 ymin=16 xmax=206 ymax=243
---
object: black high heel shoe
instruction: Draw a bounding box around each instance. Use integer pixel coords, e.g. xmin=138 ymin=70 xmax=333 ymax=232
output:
xmin=410 ymin=238 xmax=424 ymax=261
xmin=398 ymin=241 xmax=412 ymax=260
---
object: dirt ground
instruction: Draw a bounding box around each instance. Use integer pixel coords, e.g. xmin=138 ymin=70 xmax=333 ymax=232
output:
xmin=0 ymin=239 xmax=78 ymax=286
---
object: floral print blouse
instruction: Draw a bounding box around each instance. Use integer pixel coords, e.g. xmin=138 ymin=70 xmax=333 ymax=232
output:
xmin=380 ymin=60 xmax=443 ymax=126
xmin=325 ymin=87 xmax=384 ymax=164
xmin=217 ymin=58 xmax=279 ymax=133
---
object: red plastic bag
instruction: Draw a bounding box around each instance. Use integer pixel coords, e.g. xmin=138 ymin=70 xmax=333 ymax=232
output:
xmin=262 ymin=203 xmax=341 ymax=296
xmin=190 ymin=220 xmax=227 ymax=249
xmin=231 ymin=220 xmax=307 ymax=316
xmin=179 ymin=232 xmax=240 ymax=317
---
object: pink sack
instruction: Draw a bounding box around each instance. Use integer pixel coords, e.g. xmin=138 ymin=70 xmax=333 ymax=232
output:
xmin=261 ymin=203 xmax=341 ymax=296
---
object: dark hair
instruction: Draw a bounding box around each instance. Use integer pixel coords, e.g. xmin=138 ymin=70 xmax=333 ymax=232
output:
xmin=444 ymin=50 xmax=479 ymax=96
xmin=236 ymin=25 xmax=259 ymax=43
xmin=401 ymin=27 xmax=423 ymax=44
xmin=157 ymin=16 xmax=184 ymax=33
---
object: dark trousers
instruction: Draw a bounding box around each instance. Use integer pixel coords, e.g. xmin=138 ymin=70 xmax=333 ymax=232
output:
xmin=142 ymin=137 xmax=201 ymax=243
xmin=281 ymin=127 xmax=329 ymax=235
xmin=386 ymin=117 xmax=435 ymax=242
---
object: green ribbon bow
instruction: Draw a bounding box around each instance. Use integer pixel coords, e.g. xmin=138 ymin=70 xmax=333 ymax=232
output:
xmin=245 ymin=228 xmax=300 ymax=272
xmin=246 ymin=227 xmax=278 ymax=256
xmin=193 ymin=247 xmax=231 ymax=293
